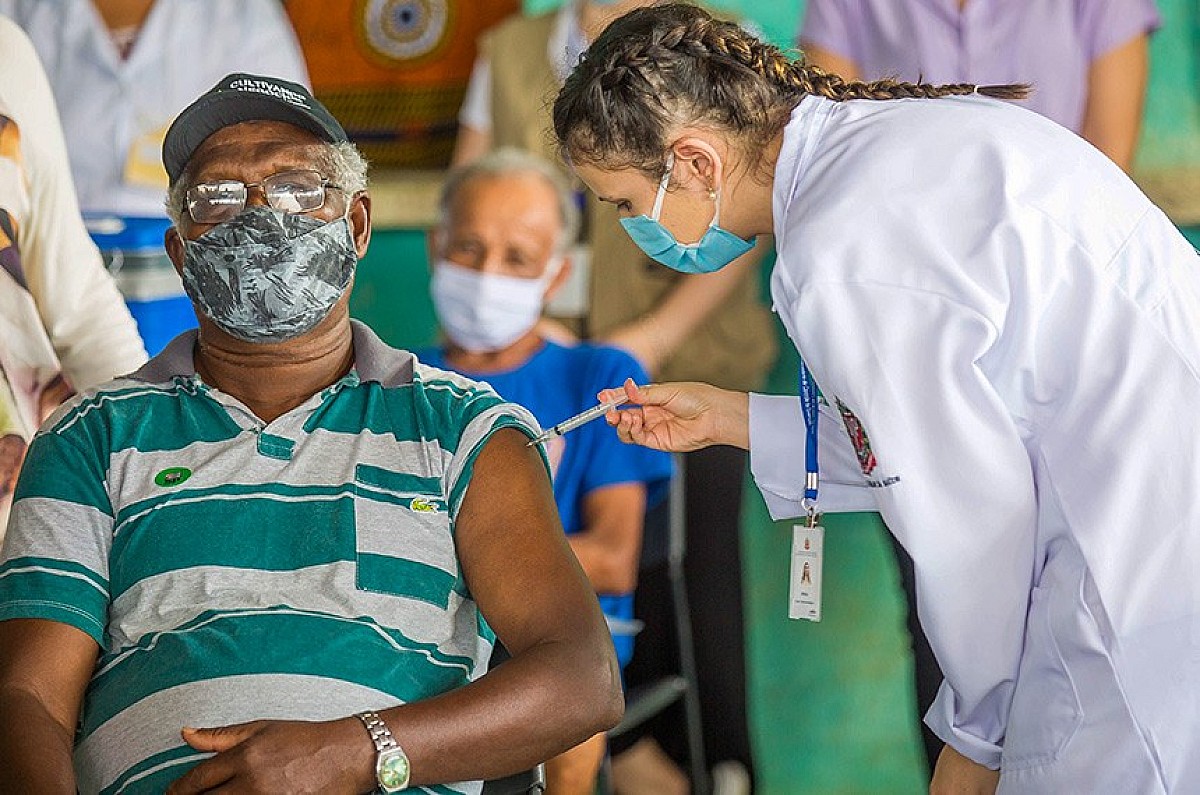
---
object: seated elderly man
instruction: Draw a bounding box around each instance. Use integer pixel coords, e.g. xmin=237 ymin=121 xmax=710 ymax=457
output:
xmin=0 ymin=74 xmax=621 ymax=794
xmin=420 ymin=149 xmax=672 ymax=795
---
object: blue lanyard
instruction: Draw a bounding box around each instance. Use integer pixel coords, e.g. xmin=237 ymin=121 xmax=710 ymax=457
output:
xmin=798 ymin=360 xmax=820 ymax=517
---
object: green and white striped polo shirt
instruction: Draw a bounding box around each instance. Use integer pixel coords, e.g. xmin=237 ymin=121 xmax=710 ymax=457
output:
xmin=0 ymin=320 xmax=543 ymax=795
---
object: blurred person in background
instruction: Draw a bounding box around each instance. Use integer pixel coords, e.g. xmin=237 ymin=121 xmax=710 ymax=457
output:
xmin=798 ymin=0 xmax=1161 ymax=773
xmin=421 ymin=148 xmax=672 ymax=795
xmin=0 ymin=0 xmax=309 ymax=218
xmin=454 ymin=4 xmax=775 ymax=791
xmin=0 ymin=0 xmax=310 ymax=353
xmin=0 ymin=15 xmax=146 ymax=544
xmin=798 ymin=0 xmax=1160 ymax=173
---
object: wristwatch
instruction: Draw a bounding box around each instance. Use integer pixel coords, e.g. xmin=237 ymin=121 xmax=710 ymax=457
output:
xmin=356 ymin=711 xmax=411 ymax=792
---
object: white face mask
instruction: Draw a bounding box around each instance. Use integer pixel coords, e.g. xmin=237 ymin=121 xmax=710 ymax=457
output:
xmin=431 ymin=258 xmax=560 ymax=353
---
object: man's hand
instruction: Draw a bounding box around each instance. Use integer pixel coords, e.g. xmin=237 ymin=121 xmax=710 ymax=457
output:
xmin=930 ymin=744 xmax=1000 ymax=795
xmin=167 ymin=717 xmax=375 ymax=795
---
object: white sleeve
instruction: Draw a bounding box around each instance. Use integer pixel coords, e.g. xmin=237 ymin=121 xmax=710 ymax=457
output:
xmin=457 ymin=55 xmax=493 ymax=133
xmin=0 ymin=18 xmax=147 ymax=388
xmin=794 ymin=281 xmax=1038 ymax=769
xmin=748 ymin=392 xmax=876 ymax=518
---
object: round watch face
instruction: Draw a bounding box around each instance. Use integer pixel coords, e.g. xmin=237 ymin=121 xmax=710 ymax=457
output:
xmin=379 ymin=749 xmax=410 ymax=791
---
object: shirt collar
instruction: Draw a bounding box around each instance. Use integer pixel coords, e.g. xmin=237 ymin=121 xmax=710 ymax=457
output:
xmin=131 ymin=319 xmax=414 ymax=389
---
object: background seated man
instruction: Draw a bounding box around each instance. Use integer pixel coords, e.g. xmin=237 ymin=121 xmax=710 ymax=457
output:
xmin=0 ymin=74 xmax=622 ymax=794
xmin=420 ymin=149 xmax=672 ymax=795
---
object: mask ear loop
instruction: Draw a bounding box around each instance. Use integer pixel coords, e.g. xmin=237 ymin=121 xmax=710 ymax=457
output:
xmin=649 ymin=150 xmax=675 ymax=222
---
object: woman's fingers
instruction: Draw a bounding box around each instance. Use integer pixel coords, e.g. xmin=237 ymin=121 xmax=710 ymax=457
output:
xmin=598 ymin=379 xmax=651 ymax=407
xmin=622 ymin=378 xmax=644 ymax=404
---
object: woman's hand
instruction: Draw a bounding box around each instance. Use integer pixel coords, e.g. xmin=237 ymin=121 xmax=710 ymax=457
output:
xmin=597 ymin=379 xmax=749 ymax=452
xmin=930 ymin=744 xmax=1000 ymax=795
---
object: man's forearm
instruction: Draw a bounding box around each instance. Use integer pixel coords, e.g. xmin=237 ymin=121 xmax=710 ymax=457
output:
xmin=376 ymin=634 xmax=622 ymax=787
xmin=0 ymin=688 xmax=77 ymax=793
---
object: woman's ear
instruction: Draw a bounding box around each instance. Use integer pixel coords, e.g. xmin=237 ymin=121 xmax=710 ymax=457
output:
xmin=670 ymin=136 xmax=723 ymax=192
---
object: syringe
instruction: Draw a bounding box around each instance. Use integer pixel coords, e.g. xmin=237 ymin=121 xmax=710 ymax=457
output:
xmin=526 ymin=398 xmax=627 ymax=447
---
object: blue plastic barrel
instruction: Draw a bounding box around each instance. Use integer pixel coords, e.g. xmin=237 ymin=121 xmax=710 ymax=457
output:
xmin=85 ymin=215 xmax=197 ymax=356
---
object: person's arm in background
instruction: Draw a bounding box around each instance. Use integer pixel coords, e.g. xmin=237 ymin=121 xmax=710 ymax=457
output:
xmin=602 ymin=242 xmax=768 ymax=378
xmin=1077 ymin=0 xmax=1161 ymax=173
xmin=570 ymin=484 xmax=645 ymax=594
xmin=0 ymin=620 xmax=98 ymax=793
xmin=1079 ymin=33 xmax=1150 ymax=173
xmin=801 ymin=45 xmax=861 ymax=80
xmin=451 ymin=56 xmax=495 ymax=167
xmin=0 ymin=18 xmax=146 ymax=389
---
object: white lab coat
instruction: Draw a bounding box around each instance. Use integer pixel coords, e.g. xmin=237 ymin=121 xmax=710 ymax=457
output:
xmin=0 ymin=0 xmax=309 ymax=217
xmin=750 ymin=94 xmax=1200 ymax=791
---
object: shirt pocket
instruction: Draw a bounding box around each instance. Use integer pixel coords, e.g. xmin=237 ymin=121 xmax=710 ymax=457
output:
xmin=1001 ymin=584 xmax=1083 ymax=771
xmin=352 ymin=463 xmax=460 ymax=609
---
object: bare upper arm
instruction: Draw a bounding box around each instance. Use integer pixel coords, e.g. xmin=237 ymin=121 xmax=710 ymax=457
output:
xmin=1081 ymin=33 xmax=1150 ymax=173
xmin=0 ymin=619 xmax=98 ymax=732
xmin=801 ymin=43 xmax=862 ymax=82
xmin=454 ymin=428 xmax=609 ymax=656
xmin=450 ymin=126 xmax=493 ymax=168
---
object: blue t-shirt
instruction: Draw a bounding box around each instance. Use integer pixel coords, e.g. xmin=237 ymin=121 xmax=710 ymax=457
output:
xmin=420 ymin=341 xmax=672 ymax=667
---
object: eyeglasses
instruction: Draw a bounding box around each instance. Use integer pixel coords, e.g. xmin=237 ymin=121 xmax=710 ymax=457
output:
xmin=185 ymin=169 xmax=344 ymax=224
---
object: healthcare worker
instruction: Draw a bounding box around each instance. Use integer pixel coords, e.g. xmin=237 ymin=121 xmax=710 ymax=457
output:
xmin=551 ymin=4 xmax=1200 ymax=793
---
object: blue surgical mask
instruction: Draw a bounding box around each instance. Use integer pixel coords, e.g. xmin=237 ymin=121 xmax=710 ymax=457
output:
xmin=619 ymin=151 xmax=756 ymax=274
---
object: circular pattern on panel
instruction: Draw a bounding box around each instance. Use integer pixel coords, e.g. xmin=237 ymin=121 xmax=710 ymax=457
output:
xmin=358 ymin=0 xmax=450 ymax=64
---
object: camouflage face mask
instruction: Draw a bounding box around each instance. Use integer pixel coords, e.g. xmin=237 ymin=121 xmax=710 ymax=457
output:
xmin=180 ymin=206 xmax=357 ymax=343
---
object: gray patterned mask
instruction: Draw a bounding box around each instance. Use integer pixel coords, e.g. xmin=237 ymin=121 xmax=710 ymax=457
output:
xmin=181 ymin=206 xmax=357 ymax=343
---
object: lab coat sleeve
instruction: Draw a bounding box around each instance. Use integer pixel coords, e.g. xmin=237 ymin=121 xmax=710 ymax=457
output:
xmin=748 ymin=392 xmax=877 ymax=517
xmin=0 ymin=18 xmax=147 ymax=389
xmin=793 ymin=282 xmax=1038 ymax=769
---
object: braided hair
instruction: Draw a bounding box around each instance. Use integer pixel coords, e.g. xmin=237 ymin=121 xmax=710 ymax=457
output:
xmin=553 ymin=3 xmax=1029 ymax=175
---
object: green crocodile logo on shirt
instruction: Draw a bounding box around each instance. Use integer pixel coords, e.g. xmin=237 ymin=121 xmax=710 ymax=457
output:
xmin=154 ymin=467 xmax=192 ymax=488
xmin=410 ymin=497 xmax=439 ymax=513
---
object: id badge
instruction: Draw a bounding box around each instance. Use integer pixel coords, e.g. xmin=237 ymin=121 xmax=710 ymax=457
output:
xmin=789 ymin=523 xmax=824 ymax=622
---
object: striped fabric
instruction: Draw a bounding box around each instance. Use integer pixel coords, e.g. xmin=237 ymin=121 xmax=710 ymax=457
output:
xmin=0 ymin=321 xmax=543 ymax=795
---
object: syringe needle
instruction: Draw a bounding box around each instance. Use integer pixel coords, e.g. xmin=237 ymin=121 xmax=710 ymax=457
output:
xmin=527 ymin=398 xmax=627 ymax=446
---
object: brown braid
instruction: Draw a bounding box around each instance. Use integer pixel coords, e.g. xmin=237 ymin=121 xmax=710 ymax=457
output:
xmin=553 ymin=3 xmax=1029 ymax=175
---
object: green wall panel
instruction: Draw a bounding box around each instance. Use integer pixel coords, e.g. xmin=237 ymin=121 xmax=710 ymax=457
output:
xmin=352 ymin=229 xmax=440 ymax=351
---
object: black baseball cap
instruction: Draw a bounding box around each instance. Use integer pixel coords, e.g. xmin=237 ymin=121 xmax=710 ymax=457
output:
xmin=162 ymin=73 xmax=348 ymax=183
